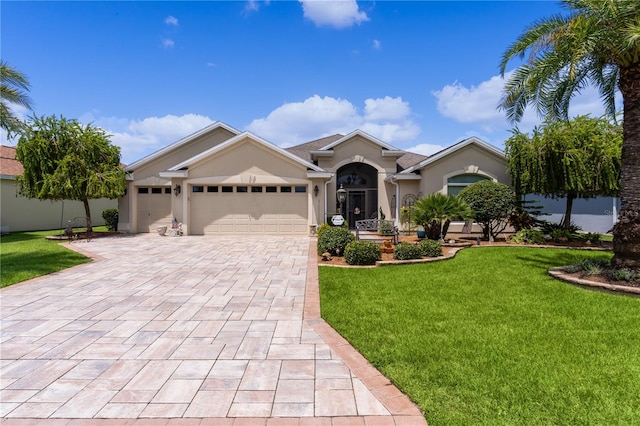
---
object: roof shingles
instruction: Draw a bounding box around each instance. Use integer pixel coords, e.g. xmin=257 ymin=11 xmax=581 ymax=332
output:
xmin=0 ymin=146 xmax=23 ymax=177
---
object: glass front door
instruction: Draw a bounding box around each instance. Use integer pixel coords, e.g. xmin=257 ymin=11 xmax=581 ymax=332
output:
xmin=346 ymin=189 xmax=378 ymax=228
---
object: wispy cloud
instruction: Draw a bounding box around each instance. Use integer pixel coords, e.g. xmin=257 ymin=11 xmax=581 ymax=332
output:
xmin=372 ymin=39 xmax=381 ymax=50
xmin=299 ymin=0 xmax=369 ymax=29
xmin=161 ymin=38 xmax=175 ymax=48
xmin=164 ymin=15 xmax=179 ymax=26
xmin=244 ymin=0 xmax=271 ymax=14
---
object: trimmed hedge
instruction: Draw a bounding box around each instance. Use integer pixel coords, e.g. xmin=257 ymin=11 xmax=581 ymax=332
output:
xmin=317 ymin=227 xmax=356 ymax=256
xmin=418 ymin=239 xmax=442 ymax=257
xmin=344 ymin=240 xmax=382 ymax=265
xmin=393 ymin=242 xmax=423 ymax=260
xmin=101 ymin=208 xmax=119 ymax=231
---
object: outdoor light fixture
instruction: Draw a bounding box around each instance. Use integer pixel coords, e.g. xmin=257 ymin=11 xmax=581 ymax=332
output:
xmin=174 ymin=184 xmax=181 ymax=196
xmin=336 ymin=184 xmax=347 ymax=214
xmin=313 ymin=185 xmax=319 ymax=197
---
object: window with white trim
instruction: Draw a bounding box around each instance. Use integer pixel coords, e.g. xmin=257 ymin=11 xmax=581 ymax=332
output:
xmin=447 ymin=174 xmax=489 ymax=196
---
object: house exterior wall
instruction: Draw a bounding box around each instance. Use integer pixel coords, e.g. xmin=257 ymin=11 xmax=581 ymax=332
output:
xmin=1 ymin=178 xmax=116 ymax=233
xmin=416 ymin=144 xmax=510 ymax=195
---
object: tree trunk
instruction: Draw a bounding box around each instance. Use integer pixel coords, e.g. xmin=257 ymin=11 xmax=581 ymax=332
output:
xmin=561 ymin=193 xmax=575 ymax=229
xmin=612 ymin=64 xmax=640 ymax=269
xmin=83 ymin=198 xmax=93 ymax=234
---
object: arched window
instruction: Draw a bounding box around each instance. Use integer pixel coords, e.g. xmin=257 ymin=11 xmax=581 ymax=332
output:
xmin=447 ymin=174 xmax=489 ymax=196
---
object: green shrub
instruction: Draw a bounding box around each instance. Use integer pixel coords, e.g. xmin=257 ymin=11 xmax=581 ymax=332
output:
xmin=316 ymin=223 xmax=331 ymax=240
xmin=393 ymin=242 xmax=423 ymax=260
xmin=317 ymin=226 xmax=355 ymax=256
xmin=565 ymin=258 xmax=609 ymax=274
xmin=583 ymin=232 xmax=602 ymax=244
xmin=378 ymin=220 xmax=395 ymax=236
xmin=510 ymin=228 xmax=545 ymax=244
xmin=417 ymin=239 xmax=442 ymax=257
xmin=540 ymin=220 xmax=582 ymax=235
xmin=550 ymin=228 xmax=572 ymax=241
xmin=101 ymin=208 xmax=119 ymax=231
xmin=344 ymin=241 xmax=382 ymax=265
xmin=608 ymin=268 xmax=639 ymax=282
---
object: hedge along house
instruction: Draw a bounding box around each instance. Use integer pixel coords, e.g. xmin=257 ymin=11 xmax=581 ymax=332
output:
xmin=118 ymin=121 xmax=510 ymax=235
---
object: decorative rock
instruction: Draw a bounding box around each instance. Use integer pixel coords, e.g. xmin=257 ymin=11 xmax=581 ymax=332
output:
xmin=322 ymin=252 xmax=332 ymax=261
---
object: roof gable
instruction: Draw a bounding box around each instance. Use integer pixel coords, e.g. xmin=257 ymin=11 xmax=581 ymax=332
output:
xmin=168 ymin=131 xmax=325 ymax=172
xmin=398 ymin=137 xmax=504 ymax=174
xmin=125 ymin=121 xmax=240 ymax=171
xmin=317 ymin=129 xmax=402 ymax=152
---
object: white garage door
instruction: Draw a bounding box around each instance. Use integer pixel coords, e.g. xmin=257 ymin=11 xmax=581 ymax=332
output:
xmin=137 ymin=187 xmax=172 ymax=232
xmin=190 ymin=184 xmax=308 ymax=235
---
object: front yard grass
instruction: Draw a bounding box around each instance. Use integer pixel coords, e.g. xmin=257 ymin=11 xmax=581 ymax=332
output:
xmin=319 ymin=247 xmax=640 ymax=425
xmin=0 ymin=229 xmax=95 ymax=288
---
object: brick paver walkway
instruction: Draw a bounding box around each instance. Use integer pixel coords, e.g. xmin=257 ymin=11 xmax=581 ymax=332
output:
xmin=1 ymin=234 xmax=425 ymax=425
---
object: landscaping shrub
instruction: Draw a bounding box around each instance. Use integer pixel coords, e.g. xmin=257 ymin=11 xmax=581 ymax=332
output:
xmin=393 ymin=242 xmax=423 ymax=260
xmin=608 ymin=268 xmax=639 ymax=282
xmin=540 ymin=220 xmax=582 ymax=235
xmin=317 ymin=226 xmax=355 ymax=256
xmin=344 ymin=240 xmax=381 ymax=265
xmin=550 ymin=228 xmax=573 ymax=242
xmin=417 ymin=239 xmax=442 ymax=257
xmin=510 ymin=228 xmax=545 ymax=244
xmin=101 ymin=208 xmax=119 ymax=231
xmin=458 ymin=180 xmax=516 ymax=241
xmin=316 ymin=223 xmax=331 ymax=240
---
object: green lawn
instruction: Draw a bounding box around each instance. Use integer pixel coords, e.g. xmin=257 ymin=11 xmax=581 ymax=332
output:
xmin=319 ymin=247 xmax=640 ymax=425
xmin=0 ymin=229 xmax=95 ymax=288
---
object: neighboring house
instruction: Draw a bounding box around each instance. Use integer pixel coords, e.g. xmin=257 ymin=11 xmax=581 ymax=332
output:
xmin=0 ymin=145 xmax=116 ymax=233
xmin=118 ymin=121 xmax=510 ymax=235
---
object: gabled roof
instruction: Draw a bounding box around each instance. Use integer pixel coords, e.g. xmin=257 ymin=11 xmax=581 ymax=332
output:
xmin=0 ymin=145 xmax=22 ymax=177
xmin=314 ymin=129 xmax=403 ymax=153
xmin=125 ymin=121 xmax=240 ymax=171
xmin=285 ymin=134 xmax=343 ymax=162
xmin=398 ymin=136 xmax=504 ymax=175
xmin=167 ymin=131 xmax=325 ymax=172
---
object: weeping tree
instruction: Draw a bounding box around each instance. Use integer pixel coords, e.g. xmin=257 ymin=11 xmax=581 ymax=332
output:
xmin=505 ymin=115 xmax=622 ymax=229
xmin=15 ymin=115 xmax=126 ymax=233
xmin=499 ymin=0 xmax=640 ymax=267
xmin=412 ymin=193 xmax=474 ymax=240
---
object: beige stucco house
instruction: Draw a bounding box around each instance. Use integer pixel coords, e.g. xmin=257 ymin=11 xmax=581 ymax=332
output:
xmin=118 ymin=121 xmax=510 ymax=235
xmin=0 ymin=146 xmax=116 ymax=233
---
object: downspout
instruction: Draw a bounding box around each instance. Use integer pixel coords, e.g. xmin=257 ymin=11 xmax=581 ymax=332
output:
xmin=324 ymin=179 xmax=331 ymax=224
xmin=389 ymin=175 xmax=400 ymax=227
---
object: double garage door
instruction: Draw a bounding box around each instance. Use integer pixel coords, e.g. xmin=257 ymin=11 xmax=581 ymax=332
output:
xmin=190 ymin=184 xmax=308 ymax=235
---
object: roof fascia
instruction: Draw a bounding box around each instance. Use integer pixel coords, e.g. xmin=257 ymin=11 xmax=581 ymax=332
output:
xmin=124 ymin=121 xmax=240 ymax=171
xmin=318 ymin=129 xmax=401 ymax=152
xmin=399 ymin=137 xmax=504 ymax=174
xmin=159 ymin=170 xmax=189 ymax=178
xmin=168 ymin=131 xmax=325 ymax=172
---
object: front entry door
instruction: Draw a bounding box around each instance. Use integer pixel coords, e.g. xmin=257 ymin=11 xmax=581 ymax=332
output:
xmin=347 ymin=190 xmax=366 ymax=228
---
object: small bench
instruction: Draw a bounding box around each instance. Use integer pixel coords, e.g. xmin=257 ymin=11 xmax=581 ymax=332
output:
xmin=355 ymin=219 xmax=398 ymax=244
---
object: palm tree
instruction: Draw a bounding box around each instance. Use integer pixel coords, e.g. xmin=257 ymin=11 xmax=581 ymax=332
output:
xmin=1 ymin=61 xmax=34 ymax=136
xmin=499 ymin=0 xmax=640 ymax=268
xmin=412 ymin=193 xmax=474 ymax=240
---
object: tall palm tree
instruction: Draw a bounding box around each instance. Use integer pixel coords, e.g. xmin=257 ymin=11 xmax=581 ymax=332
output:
xmin=1 ymin=61 xmax=34 ymax=136
xmin=499 ymin=0 xmax=640 ymax=268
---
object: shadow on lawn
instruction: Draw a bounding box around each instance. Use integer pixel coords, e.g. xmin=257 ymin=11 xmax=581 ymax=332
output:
xmin=514 ymin=248 xmax=612 ymax=270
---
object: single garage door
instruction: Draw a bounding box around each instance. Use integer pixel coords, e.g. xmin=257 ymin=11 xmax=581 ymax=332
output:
xmin=190 ymin=184 xmax=308 ymax=235
xmin=137 ymin=186 xmax=172 ymax=232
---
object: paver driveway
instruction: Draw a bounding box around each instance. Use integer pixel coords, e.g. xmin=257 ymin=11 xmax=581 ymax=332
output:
xmin=1 ymin=234 xmax=425 ymax=425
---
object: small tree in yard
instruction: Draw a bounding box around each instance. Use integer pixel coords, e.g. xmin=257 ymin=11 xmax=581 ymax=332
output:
xmin=458 ymin=180 xmax=516 ymax=242
xmin=16 ymin=115 xmax=126 ymax=233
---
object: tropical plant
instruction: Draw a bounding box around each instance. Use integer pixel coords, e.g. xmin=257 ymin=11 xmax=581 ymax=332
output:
xmin=510 ymin=228 xmax=546 ymax=245
xmin=16 ymin=115 xmax=126 ymax=233
xmin=458 ymin=180 xmax=516 ymax=241
xmin=101 ymin=208 xmax=119 ymax=232
xmin=412 ymin=193 xmax=474 ymax=240
xmin=499 ymin=0 xmax=640 ymax=268
xmin=505 ymin=116 xmax=622 ymax=229
xmin=0 ymin=61 xmax=34 ymax=136
xmin=344 ymin=240 xmax=382 ymax=265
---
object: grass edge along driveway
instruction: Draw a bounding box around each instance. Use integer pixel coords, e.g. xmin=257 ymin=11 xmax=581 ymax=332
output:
xmin=1 ymin=230 xmax=92 ymax=288
xmin=319 ymin=247 xmax=640 ymax=426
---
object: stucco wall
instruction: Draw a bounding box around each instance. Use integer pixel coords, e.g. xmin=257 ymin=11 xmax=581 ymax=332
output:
xmin=1 ymin=178 xmax=116 ymax=233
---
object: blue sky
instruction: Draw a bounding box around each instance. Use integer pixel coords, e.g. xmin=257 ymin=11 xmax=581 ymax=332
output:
xmin=2 ymin=0 xmax=613 ymax=165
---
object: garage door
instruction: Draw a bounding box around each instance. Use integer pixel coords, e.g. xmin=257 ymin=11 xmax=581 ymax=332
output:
xmin=137 ymin=186 xmax=172 ymax=232
xmin=190 ymin=184 xmax=308 ymax=235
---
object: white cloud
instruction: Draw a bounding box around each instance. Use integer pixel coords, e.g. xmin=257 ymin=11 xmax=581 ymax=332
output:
xmin=372 ymin=39 xmax=381 ymax=50
xmin=403 ymin=143 xmax=446 ymax=157
xmin=299 ymin=0 xmax=369 ymax=28
xmin=84 ymin=113 xmax=214 ymax=165
xmin=247 ymin=94 xmax=420 ymax=146
xmin=164 ymin=15 xmax=179 ymax=26
xmin=364 ymin=96 xmax=410 ymax=121
xmin=433 ymin=70 xmax=622 ymax=135
xmin=244 ymin=0 xmax=270 ymax=14
xmin=161 ymin=38 xmax=175 ymax=48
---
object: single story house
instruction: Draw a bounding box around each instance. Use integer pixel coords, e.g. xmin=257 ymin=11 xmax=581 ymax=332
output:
xmin=119 ymin=121 xmax=509 ymax=235
xmin=0 ymin=145 xmax=116 ymax=233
